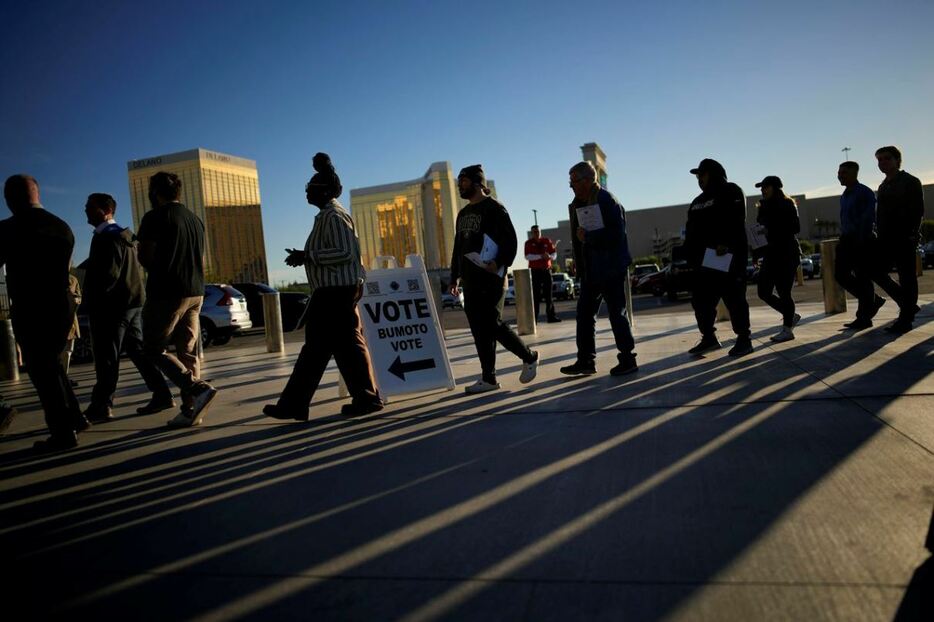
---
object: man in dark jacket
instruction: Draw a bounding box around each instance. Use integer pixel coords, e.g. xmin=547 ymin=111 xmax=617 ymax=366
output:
xmin=449 ymin=164 xmax=539 ymax=394
xmin=0 ymin=174 xmax=86 ymax=451
xmin=82 ymin=193 xmax=174 ymax=422
xmin=754 ymin=176 xmax=801 ymax=342
xmin=871 ymin=146 xmax=925 ymax=333
xmin=684 ymin=159 xmax=752 ymax=356
xmin=560 ymin=161 xmax=637 ymax=376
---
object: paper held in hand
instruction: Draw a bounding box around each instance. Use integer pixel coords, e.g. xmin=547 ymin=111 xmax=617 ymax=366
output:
xmin=465 ymin=234 xmax=505 ymax=277
xmin=575 ymin=204 xmax=604 ymax=231
xmin=746 ymin=223 xmax=768 ymax=250
xmin=702 ymin=247 xmax=733 ymax=272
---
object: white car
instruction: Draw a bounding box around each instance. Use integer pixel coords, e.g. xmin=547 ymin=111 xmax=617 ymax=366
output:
xmin=441 ymin=289 xmax=464 ymax=309
xmin=504 ymin=278 xmax=516 ymax=305
xmin=201 ymin=284 xmax=253 ymax=347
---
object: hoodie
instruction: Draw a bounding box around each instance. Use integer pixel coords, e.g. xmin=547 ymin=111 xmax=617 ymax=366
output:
xmin=83 ymin=223 xmax=145 ymax=313
xmin=684 ymin=179 xmax=748 ymax=275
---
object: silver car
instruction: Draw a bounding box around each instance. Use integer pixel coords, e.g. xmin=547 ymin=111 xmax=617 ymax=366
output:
xmin=200 ymin=284 xmax=252 ymax=347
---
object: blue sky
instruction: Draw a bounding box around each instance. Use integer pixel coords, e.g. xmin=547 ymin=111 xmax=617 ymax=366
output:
xmin=2 ymin=0 xmax=932 ymax=284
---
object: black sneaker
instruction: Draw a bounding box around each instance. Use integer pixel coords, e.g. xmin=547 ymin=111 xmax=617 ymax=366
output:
xmin=728 ymin=337 xmax=754 ymax=357
xmin=688 ymin=336 xmax=721 ymax=355
xmin=74 ymin=414 xmax=92 ymax=433
xmin=560 ymin=361 xmax=597 ymax=376
xmin=137 ymin=396 xmax=177 ymax=415
xmin=186 ymin=382 xmax=218 ymax=424
xmin=34 ymin=433 xmax=78 ymax=453
xmin=609 ymin=356 xmax=638 ymax=376
xmin=547 ymin=316 xmax=562 ymax=323
xmin=341 ymin=402 xmax=385 ymax=417
xmin=843 ymin=319 xmax=873 ymax=330
xmin=885 ymin=319 xmax=913 ymax=334
xmin=0 ymin=405 xmax=17 ymax=435
xmin=263 ymin=404 xmax=309 ymax=422
xmin=84 ymin=404 xmax=114 ymax=423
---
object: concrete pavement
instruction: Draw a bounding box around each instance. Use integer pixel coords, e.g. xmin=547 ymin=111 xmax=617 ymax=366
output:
xmin=1 ymin=299 xmax=932 ymax=621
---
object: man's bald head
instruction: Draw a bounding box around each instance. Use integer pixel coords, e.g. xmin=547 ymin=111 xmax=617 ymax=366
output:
xmin=4 ymin=174 xmax=40 ymax=214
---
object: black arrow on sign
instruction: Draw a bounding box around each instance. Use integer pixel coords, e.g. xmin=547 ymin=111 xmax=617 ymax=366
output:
xmin=388 ymin=355 xmax=436 ymax=381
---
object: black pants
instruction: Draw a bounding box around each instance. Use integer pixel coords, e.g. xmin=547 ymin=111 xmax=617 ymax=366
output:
xmin=464 ymin=282 xmax=534 ymax=383
xmin=872 ymin=237 xmax=919 ymax=320
xmin=14 ymin=315 xmax=82 ymax=438
xmin=835 ymin=238 xmax=877 ymax=320
xmin=89 ymin=306 xmax=172 ymax=408
xmin=691 ymin=269 xmax=751 ymax=338
xmin=576 ymin=278 xmax=635 ymax=364
xmin=279 ymin=285 xmax=381 ymax=412
xmin=757 ymin=253 xmax=798 ymax=327
xmin=531 ymin=268 xmax=556 ymax=320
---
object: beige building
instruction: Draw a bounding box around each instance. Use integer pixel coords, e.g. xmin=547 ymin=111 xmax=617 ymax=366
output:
xmin=350 ymin=162 xmax=496 ymax=271
xmin=126 ymin=148 xmax=269 ymax=284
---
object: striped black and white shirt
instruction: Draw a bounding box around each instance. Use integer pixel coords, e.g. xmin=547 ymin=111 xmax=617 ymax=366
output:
xmin=304 ymin=199 xmax=365 ymax=290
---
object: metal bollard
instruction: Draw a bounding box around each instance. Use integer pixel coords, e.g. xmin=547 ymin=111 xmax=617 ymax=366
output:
xmin=263 ymin=292 xmax=285 ymax=354
xmin=513 ymin=269 xmax=536 ymax=336
xmin=624 ymin=276 xmax=634 ymax=327
xmin=820 ymin=239 xmax=847 ymax=314
xmin=0 ymin=319 xmax=18 ymax=381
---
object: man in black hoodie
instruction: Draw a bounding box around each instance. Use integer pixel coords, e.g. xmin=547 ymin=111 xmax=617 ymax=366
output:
xmin=449 ymin=165 xmax=539 ymax=394
xmin=82 ymin=193 xmax=174 ymax=422
xmin=684 ymin=159 xmax=752 ymax=356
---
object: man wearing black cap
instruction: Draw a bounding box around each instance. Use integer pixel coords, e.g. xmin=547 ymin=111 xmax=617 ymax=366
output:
xmin=684 ymin=159 xmax=752 ymax=356
xmin=753 ymin=176 xmax=801 ymax=342
xmin=450 ymin=164 xmax=539 ymax=393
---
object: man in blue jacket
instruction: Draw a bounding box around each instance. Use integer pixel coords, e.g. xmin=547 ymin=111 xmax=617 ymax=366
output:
xmin=560 ymin=161 xmax=637 ymax=377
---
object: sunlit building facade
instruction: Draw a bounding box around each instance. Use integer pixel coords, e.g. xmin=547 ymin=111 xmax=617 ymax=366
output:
xmin=126 ymin=148 xmax=269 ymax=284
xmin=350 ymin=162 xmax=496 ymax=271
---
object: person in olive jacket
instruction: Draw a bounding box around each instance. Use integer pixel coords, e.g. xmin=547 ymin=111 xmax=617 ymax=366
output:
xmin=684 ymin=158 xmax=752 ymax=356
xmin=82 ymin=193 xmax=173 ymax=422
xmin=754 ymin=176 xmax=801 ymax=342
xmin=449 ymin=164 xmax=538 ymax=394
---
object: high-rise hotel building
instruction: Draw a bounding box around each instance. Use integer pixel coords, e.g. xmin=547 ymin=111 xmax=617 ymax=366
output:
xmin=126 ymin=148 xmax=269 ymax=284
xmin=350 ymin=162 xmax=496 ymax=271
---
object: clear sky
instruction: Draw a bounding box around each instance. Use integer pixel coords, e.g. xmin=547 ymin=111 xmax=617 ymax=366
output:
xmin=2 ymin=0 xmax=932 ymax=284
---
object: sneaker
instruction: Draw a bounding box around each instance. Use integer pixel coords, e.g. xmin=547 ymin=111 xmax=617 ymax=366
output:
xmin=186 ymin=382 xmax=218 ymax=425
xmin=770 ymin=327 xmax=795 ymax=343
xmin=884 ymin=319 xmax=913 ymax=334
xmin=84 ymin=404 xmax=114 ymax=423
xmin=33 ymin=433 xmax=78 ymax=453
xmin=791 ymin=313 xmax=801 ymax=326
xmin=73 ymin=414 xmax=92 ymax=433
xmin=843 ymin=318 xmax=873 ymax=330
xmin=0 ymin=405 xmax=18 ymax=435
xmin=465 ymin=380 xmax=501 ymax=394
xmin=729 ymin=337 xmax=754 ymax=356
xmin=519 ymin=351 xmax=539 ymax=384
xmin=263 ymin=404 xmax=309 ymax=421
xmin=610 ymin=356 xmax=638 ymax=376
xmin=688 ymin=335 xmax=721 ymax=355
xmin=547 ymin=316 xmax=562 ymax=323
xmin=340 ymin=401 xmax=385 ymax=417
xmin=559 ymin=361 xmax=597 ymax=376
xmin=137 ymin=396 xmax=177 ymax=415
xmin=167 ymin=408 xmax=199 ymax=428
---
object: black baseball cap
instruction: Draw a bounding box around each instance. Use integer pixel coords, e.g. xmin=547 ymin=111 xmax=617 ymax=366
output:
xmin=689 ymin=158 xmax=727 ymax=178
xmin=755 ymin=175 xmax=783 ymax=189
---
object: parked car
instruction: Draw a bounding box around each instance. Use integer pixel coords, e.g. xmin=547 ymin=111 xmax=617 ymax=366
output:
xmin=636 ymin=265 xmax=668 ymax=296
xmin=231 ymin=282 xmax=277 ymax=327
xmin=504 ymin=278 xmax=515 ymax=305
xmin=663 ymin=245 xmax=696 ymax=300
xmin=441 ymin=288 xmax=464 ymax=309
xmin=630 ymin=263 xmax=660 ymax=288
xmin=800 ymin=257 xmax=815 ymax=279
xmin=551 ymin=273 xmax=575 ymax=300
xmin=201 ymin=284 xmax=252 ymax=347
xmin=809 ymin=253 xmax=821 ymax=278
xmin=921 ymin=241 xmax=934 ymax=269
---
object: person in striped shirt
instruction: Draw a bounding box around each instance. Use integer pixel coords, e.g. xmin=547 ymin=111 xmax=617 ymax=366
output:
xmin=264 ymin=153 xmax=383 ymax=421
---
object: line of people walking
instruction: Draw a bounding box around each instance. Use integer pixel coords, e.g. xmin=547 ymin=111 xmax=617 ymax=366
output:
xmin=0 ymin=145 xmax=925 ymax=451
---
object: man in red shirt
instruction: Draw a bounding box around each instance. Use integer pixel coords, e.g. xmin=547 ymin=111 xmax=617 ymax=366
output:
xmin=524 ymin=226 xmax=561 ymax=323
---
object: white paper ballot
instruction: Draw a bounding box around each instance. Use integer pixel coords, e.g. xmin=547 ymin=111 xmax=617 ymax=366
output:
xmin=746 ymin=223 xmax=768 ymax=250
xmin=465 ymin=234 xmax=505 ymax=276
xmin=702 ymin=247 xmax=733 ymax=272
xmin=576 ymin=204 xmax=604 ymax=231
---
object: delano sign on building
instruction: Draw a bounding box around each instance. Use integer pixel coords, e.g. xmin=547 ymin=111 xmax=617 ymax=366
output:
xmin=127 ymin=148 xmax=269 ymax=284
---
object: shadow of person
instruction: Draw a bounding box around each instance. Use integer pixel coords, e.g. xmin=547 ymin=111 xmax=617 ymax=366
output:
xmin=894 ymin=502 xmax=934 ymax=621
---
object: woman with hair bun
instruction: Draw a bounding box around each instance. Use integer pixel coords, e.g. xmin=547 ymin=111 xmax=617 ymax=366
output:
xmin=263 ymin=153 xmax=383 ymax=421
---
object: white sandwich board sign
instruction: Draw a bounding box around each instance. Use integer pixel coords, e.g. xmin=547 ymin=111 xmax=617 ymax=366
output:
xmin=358 ymin=255 xmax=455 ymax=397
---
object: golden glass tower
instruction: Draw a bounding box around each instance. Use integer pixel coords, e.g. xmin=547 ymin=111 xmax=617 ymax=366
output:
xmin=350 ymin=162 xmax=496 ymax=270
xmin=126 ymin=148 xmax=269 ymax=284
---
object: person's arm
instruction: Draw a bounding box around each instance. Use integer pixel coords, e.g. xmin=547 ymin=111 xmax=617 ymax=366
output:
xmin=312 ymin=212 xmax=355 ymax=266
xmin=136 ymin=212 xmax=157 ymax=269
xmin=546 ymin=239 xmax=557 ymax=261
xmin=524 ymin=239 xmax=540 ymax=262
xmin=487 ymin=204 xmax=517 ymax=273
xmin=908 ymin=176 xmax=924 ymax=240
xmin=718 ymin=187 xmax=747 ymax=255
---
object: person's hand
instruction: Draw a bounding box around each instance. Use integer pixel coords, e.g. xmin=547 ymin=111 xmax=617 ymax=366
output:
xmin=449 ymin=281 xmax=460 ymax=296
xmin=715 ymin=245 xmax=730 ymax=256
xmin=576 ymin=227 xmax=586 ymax=242
xmin=285 ymin=248 xmax=306 ymax=267
xmin=484 ymin=260 xmax=499 ymax=274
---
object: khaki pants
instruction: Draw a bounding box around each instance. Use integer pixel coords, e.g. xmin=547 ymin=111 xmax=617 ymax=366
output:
xmin=142 ymin=296 xmax=202 ymax=399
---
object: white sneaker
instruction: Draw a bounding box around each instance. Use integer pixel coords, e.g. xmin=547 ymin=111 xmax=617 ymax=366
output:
xmin=792 ymin=313 xmax=801 ymax=326
xmin=519 ymin=351 xmax=539 ymax=384
xmin=465 ymin=380 xmax=501 ymax=394
xmin=770 ymin=326 xmax=795 ymax=342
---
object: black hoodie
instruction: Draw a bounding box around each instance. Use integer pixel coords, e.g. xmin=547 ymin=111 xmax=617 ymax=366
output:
xmin=83 ymin=223 xmax=145 ymax=313
xmin=450 ymin=196 xmax=518 ymax=289
xmin=684 ymin=179 xmax=748 ymax=275
xmin=756 ymin=196 xmax=801 ymax=258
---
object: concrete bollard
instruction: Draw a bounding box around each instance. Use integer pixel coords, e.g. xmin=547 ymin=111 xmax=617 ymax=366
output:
xmin=820 ymin=239 xmax=847 ymax=314
xmin=716 ymin=299 xmax=730 ymax=322
xmin=263 ymin=292 xmax=285 ymax=354
xmin=0 ymin=319 xmax=18 ymax=381
xmin=796 ymin=265 xmax=805 ymax=286
xmin=513 ymin=269 xmax=536 ymax=336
